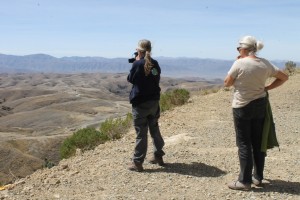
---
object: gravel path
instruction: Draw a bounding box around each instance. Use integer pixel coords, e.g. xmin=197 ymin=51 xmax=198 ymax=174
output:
xmin=1 ymin=73 xmax=299 ymax=200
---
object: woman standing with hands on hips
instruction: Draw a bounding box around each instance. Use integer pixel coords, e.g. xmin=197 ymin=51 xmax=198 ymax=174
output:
xmin=224 ymin=36 xmax=288 ymax=190
xmin=127 ymin=39 xmax=165 ymax=172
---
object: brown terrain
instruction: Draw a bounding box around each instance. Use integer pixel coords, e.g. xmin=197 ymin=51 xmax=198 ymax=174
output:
xmin=0 ymin=72 xmax=299 ymax=199
xmin=0 ymin=73 xmax=220 ymax=186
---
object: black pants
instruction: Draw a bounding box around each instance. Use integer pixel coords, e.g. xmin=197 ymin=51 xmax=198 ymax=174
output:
xmin=132 ymin=100 xmax=165 ymax=163
xmin=233 ymin=97 xmax=267 ymax=184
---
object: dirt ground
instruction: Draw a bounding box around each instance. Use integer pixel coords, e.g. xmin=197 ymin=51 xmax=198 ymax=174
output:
xmin=1 ymin=73 xmax=299 ymax=200
xmin=0 ymin=73 xmax=219 ymax=185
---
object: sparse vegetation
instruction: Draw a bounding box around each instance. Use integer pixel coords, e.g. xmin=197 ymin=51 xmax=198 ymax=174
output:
xmin=60 ymin=89 xmax=191 ymax=159
xmin=100 ymin=113 xmax=133 ymax=140
xmin=4 ymin=72 xmax=300 ymax=199
xmin=160 ymin=89 xmax=190 ymax=112
xmin=60 ymin=127 xmax=109 ymax=159
xmin=200 ymin=88 xmax=220 ymax=95
xmin=284 ymin=61 xmax=297 ymax=75
xmin=43 ymin=158 xmax=55 ymax=169
xmin=60 ymin=113 xmax=133 ymax=159
xmin=223 ymin=87 xmax=231 ymax=92
xmin=191 ymin=86 xmax=223 ymax=95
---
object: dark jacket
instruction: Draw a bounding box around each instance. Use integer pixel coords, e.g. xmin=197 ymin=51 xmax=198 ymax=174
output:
xmin=127 ymin=57 xmax=161 ymax=106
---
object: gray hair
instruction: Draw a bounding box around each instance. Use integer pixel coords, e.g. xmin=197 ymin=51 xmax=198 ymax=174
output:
xmin=238 ymin=35 xmax=264 ymax=55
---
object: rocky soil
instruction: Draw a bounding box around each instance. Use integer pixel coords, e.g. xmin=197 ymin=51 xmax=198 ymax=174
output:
xmin=0 ymin=73 xmax=220 ymax=185
xmin=1 ymin=73 xmax=299 ymax=200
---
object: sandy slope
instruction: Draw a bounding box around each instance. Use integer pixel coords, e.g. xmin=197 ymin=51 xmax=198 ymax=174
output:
xmin=1 ymin=73 xmax=299 ymax=200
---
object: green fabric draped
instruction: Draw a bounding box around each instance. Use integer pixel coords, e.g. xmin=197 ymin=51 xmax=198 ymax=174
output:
xmin=261 ymin=92 xmax=279 ymax=152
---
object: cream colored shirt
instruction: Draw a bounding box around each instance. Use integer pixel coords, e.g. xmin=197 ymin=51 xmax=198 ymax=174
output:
xmin=228 ymin=57 xmax=279 ymax=108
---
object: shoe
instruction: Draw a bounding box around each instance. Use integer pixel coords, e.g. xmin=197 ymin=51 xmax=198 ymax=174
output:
xmin=228 ymin=181 xmax=251 ymax=191
xmin=149 ymin=156 xmax=165 ymax=166
xmin=252 ymin=177 xmax=262 ymax=186
xmin=128 ymin=162 xmax=143 ymax=172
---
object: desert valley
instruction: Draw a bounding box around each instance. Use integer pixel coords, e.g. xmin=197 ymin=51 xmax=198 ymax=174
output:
xmin=0 ymin=72 xmax=222 ymax=185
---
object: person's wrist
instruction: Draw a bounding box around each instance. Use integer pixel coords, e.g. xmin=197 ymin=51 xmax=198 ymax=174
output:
xmin=264 ymin=86 xmax=269 ymax=91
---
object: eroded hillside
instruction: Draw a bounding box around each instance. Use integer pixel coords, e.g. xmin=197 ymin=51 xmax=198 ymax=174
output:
xmin=0 ymin=73 xmax=220 ymax=185
xmin=0 ymin=73 xmax=299 ymax=199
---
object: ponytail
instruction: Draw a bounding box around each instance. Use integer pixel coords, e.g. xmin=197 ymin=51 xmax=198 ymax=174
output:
xmin=144 ymin=51 xmax=153 ymax=76
xmin=136 ymin=39 xmax=153 ymax=75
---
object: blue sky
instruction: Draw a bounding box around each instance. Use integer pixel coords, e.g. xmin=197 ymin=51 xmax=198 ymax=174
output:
xmin=1 ymin=0 xmax=299 ymax=61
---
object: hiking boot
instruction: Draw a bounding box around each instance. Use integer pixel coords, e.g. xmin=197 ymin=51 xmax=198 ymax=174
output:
xmin=149 ymin=156 xmax=165 ymax=166
xmin=228 ymin=181 xmax=251 ymax=191
xmin=128 ymin=162 xmax=143 ymax=172
xmin=252 ymin=177 xmax=262 ymax=186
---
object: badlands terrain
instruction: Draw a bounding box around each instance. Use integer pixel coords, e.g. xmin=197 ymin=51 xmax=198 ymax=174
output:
xmin=0 ymin=72 xmax=220 ymax=185
xmin=0 ymin=72 xmax=299 ymax=199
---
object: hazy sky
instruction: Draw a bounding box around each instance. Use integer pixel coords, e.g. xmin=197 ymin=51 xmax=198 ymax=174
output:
xmin=1 ymin=0 xmax=299 ymax=61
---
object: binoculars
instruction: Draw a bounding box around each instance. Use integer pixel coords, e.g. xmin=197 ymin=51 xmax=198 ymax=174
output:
xmin=128 ymin=52 xmax=138 ymax=63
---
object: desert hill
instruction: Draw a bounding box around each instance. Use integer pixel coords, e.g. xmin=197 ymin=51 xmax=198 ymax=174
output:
xmin=0 ymin=73 xmax=299 ymax=199
xmin=0 ymin=73 xmax=221 ymax=185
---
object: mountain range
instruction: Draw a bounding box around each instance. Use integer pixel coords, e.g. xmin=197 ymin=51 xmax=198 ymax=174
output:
xmin=0 ymin=53 xmax=295 ymax=78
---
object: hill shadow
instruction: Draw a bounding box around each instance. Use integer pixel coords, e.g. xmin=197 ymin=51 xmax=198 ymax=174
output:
xmin=145 ymin=162 xmax=226 ymax=177
xmin=252 ymin=179 xmax=300 ymax=195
